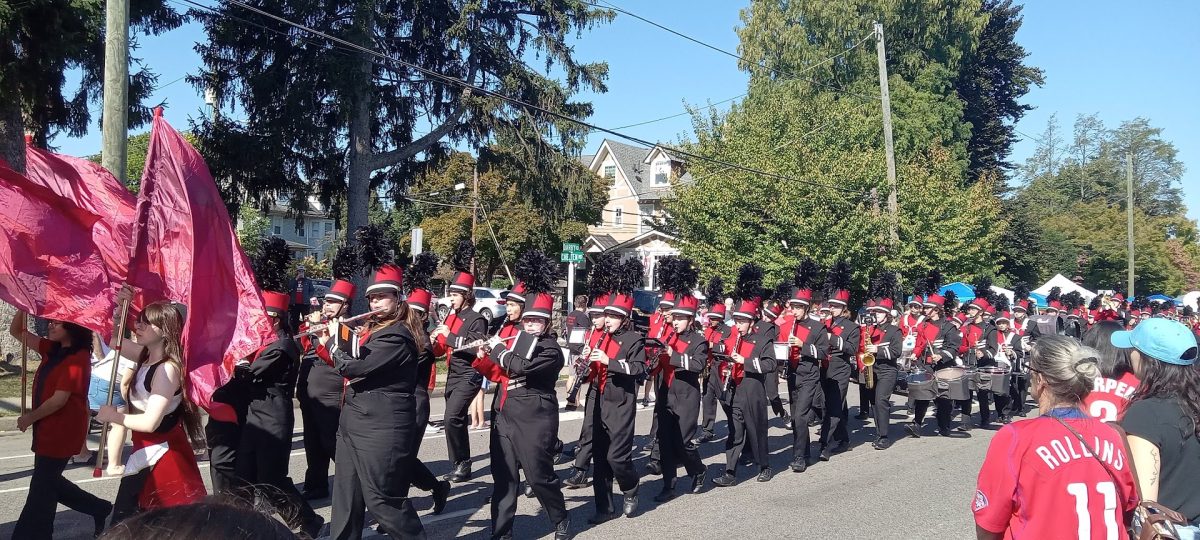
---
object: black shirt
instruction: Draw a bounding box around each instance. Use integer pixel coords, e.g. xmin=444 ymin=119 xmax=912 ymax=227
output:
xmin=1122 ymin=397 xmax=1200 ymax=522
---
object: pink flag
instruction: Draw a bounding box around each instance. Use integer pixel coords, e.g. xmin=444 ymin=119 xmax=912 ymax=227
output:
xmin=130 ymin=113 xmax=275 ymax=422
xmin=0 ymin=165 xmax=117 ymax=334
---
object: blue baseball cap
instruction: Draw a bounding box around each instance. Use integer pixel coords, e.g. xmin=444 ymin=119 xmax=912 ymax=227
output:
xmin=1110 ymin=318 xmax=1198 ymax=366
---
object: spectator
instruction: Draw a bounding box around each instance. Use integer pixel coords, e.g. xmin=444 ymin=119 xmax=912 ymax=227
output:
xmin=563 ymin=295 xmax=590 ymax=409
xmin=288 ymin=266 xmax=313 ymax=330
xmin=101 ymin=498 xmax=297 ymax=539
xmin=1080 ymin=321 xmax=1138 ymax=422
xmin=1114 ymin=319 xmax=1200 ymax=536
xmin=973 ymin=336 xmax=1138 ymax=540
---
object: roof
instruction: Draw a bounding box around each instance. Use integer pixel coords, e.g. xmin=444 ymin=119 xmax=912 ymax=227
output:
xmin=281 ymin=238 xmax=313 ymax=251
xmin=583 ymin=234 xmax=620 ymax=252
xmin=594 ymin=139 xmax=688 ymax=200
xmin=608 ymin=229 xmax=677 ymax=251
xmin=1034 ymin=274 xmax=1096 ymax=300
xmin=580 ymin=154 xmax=594 ymax=166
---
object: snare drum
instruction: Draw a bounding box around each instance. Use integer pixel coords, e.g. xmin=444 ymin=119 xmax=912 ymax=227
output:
xmin=906 ymin=371 xmax=936 ymax=401
xmin=965 ymin=367 xmax=978 ymax=391
xmin=934 ymin=367 xmax=970 ymax=401
xmin=975 ymin=366 xmax=1012 ymax=394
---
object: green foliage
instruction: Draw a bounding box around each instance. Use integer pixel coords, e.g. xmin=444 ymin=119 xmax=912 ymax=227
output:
xmin=86 ymin=131 xmax=197 ymax=192
xmin=289 ymin=256 xmax=331 ymax=280
xmin=236 ymin=205 xmax=271 ymax=259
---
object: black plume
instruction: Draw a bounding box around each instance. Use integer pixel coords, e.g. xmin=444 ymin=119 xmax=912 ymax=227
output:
xmin=869 ymin=270 xmax=899 ymax=303
xmin=771 ymin=281 xmax=793 ymax=304
xmin=1183 ymin=305 xmax=1194 ymax=317
xmin=824 ymin=261 xmax=853 ymax=296
xmin=993 ymin=293 xmax=1010 ymax=314
xmin=405 ymin=252 xmax=439 ymax=292
xmin=971 ymin=276 xmax=993 ymax=305
xmin=703 ymin=276 xmax=725 ymax=306
xmin=1013 ymin=282 xmax=1030 ymax=306
xmin=925 ymin=269 xmax=944 ymax=292
xmin=615 ymin=258 xmax=644 ymax=295
xmin=943 ymin=290 xmax=959 ymax=312
xmin=1063 ymin=291 xmax=1083 ymax=310
xmin=654 ymin=257 xmax=677 ymax=293
xmin=251 ymin=236 xmax=291 ymax=292
xmin=659 ymin=257 xmax=698 ymax=295
xmin=331 ymin=240 xmax=358 ymax=281
xmin=450 ymin=238 xmax=476 ymax=273
xmin=792 ymin=258 xmax=822 ymax=291
xmin=587 ymin=252 xmax=620 ymax=298
xmin=1047 ymin=286 xmax=1062 ymax=303
xmin=354 ymin=224 xmax=394 ymax=275
xmin=514 ymin=250 xmax=560 ymax=295
xmin=733 ymin=263 xmax=764 ymax=302
xmin=1088 ymin=295 xmax=1102 ymax=311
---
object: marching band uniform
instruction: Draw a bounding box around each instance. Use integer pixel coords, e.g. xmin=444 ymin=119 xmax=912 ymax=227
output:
xmin=297 ymin=279 xmax=355 ymax=499
xmin=910 ymin=293 xmax=961 ymax=436
xmin=564 ymin=294 xmax=610 ymax=489
xmin=473 ymin=292 xmax=570 ymax=540
xmin=980 ymin=311 xmax=1020 ymax=425
xmin=1009 ymin=300 xmax=1032 ymax=416
xmin=437 ymin=270 xmax=490 ymax=482
xmin=819 ymin=289 xmax=859 ymax=459
xmin=865 ymin=299 xmax=904 ymax=449
xmin=653 ymin=295 xmax=709 ymax=501
xmin=783 ymin=288 xmax=828 ymax=471
xmin=698 ymin=304 xmax=730 ymax=442
xmin=712 ymin=299 xmax=776 ymax=486
xmin=588 ymin=293 xmax=645 ymax=522
xmin=235 ymin=291 xmax=322 ymax=535
xmin=957 ymin=307 xmax=988 ymax=431
xmin=405 ymin=288 xmax=451 ymax=513
xmin=643 ymin=294 xmax=675 ymax=475
xmin=758 ymin=303 xmax=789 ymax=422
xmin=323 ymin=265 xmax=425 ymax=540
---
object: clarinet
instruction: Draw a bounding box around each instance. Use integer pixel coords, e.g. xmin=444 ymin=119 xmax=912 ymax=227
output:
xmin=565 ymin=328 xmax=597 ymax=397
xmin=720 ymin=332 xmax=742 ymax=400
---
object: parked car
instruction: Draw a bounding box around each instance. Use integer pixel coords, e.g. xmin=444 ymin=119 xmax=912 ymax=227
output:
xmin=308 ymin=279 xmax=333 ymax=307
xmin=435 ymin=287 xmax=506 ymax=322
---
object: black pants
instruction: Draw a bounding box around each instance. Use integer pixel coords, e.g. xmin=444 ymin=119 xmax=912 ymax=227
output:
xmin=443 ymin=375 xmax=480 ymax=467
xmin=871 ymin=363 xmax=899 ymax=439
xmin=289 ymin=304 xmax=310 ymax=333
xmin=700 ymin=367 xmax=722 ymax=438
xmin=819 ymin=360 xmax=852 ymax=448
xmin=973 ymin=390 xmax=1009 ymax=425
xmin=913 ymin=397 xmax=955 ymax=434
xmin=858 ymin=379 xmax=874 ymax=417
xmin=656 ymin=377 xmax=704 ymax=483
xmin=299 ymin=395 xmax=340 ymax=494
xmin=332 ymin=391 xmax=425 ymax=540
xmin=409 ymin=388 xmax=439 ymax=493
xmin=725 ymin=378 xmax=769 ymax=473
xmin=490 ymin=395 xmax=568 ymax=538
xmin=571 ymin=387 xmax=595 ymax=473
xmin=205 ymin=418 xmax=246 ymax=496
xmin=14 ymin=455 xmax=110 ymax=539
xmin=591 ymin=393 xmax=638 ymax=514
xmin=237 ymin=404 xmax=318 ymax=529
xmin=1009 ymin=371 xmax=1028 ymax=414
xmin=788 ymin=362 xmax=821 ymax=461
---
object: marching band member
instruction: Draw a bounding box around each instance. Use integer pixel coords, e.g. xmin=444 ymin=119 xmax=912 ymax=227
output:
xmin=1009 ymin=284 xmax=1033 ymax=417
xmin=586 ymin=258 xmax=646 ymax=523
xmin=908 ymin=291 xmax=962 ymax=437
xmin=818 ymin=262 xmax=859 ymax=460
xmin=431 ymin=240 xmax=489 ymax=483
xmin=783 ymin=259 xmax=828 ymax=471
xmin=405 ymin=252 xmax=452 ymax=514
xmin=759 ymin=287 xmax=790 ymax=423
xmin=297 ymin=277 xmax=355 ymax=500
xmin=900 ymin=295 xmax=925 ymax=340
xmin=697 ymin=277 xmax=730 ymax=444
xmin=652 ymin=258 xmax=708 ymax=502
xmin=642 ymin=285 xmax=676 ymax=476
xmin=863 ymin=271 xmax=903 ymax=450
xmin=317 ymin=263 xmax=427 ymax=540
xmin=980 ymin=298 xmax=1018 ymax=425
xmin=956 ymin=282 xmax=992 ymax=431
xmin=474 ymin=251 xmax=570 ymax=540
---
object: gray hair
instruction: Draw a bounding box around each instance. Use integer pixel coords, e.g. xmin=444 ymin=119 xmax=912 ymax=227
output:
xmin=1028 ymin=335 xmax=1102 ymax=404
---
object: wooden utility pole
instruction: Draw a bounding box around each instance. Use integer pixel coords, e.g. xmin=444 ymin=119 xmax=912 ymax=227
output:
xmin=470 ymin=165 xmax=479 ymax=276
xmin=101 ymin=0 xmax=130 ymax=182
xmin=1126 ymin=152 xmax=1136 ymax=297
xmin=874 ymin=22 xmax=899 ymax=247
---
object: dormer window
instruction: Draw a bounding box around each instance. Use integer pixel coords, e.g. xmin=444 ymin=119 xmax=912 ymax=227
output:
xmin=653 ymin=159 xmax=670 ymax=186
xmin=603 ymin=165 xmax=616 ymax=180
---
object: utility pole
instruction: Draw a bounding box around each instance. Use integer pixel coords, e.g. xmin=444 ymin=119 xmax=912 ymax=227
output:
xmin=101 ymin=0 xmax=130 ymax=183
xmin=874 ymin=22 xmax=899 ymax=247
xmin=1126 ymin=152 xmax=1136 ymax=297
xmin=470 ymin=165 xmax=479 ymax=276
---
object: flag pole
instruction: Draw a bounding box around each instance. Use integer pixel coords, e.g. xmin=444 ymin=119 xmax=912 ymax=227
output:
xmin=19 ymin=316 xmax=27 ymax=414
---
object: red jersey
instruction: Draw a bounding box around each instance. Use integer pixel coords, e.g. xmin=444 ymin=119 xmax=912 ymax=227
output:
xmin=1081 ymin=372 xmax=1140 ymax=423
xmin=30 ymin=339 xmax=91 ymax=459
xmin=973 ymin=412 xmax=1138 ymax=539
xmin=900 ymin=313 xmax=923 ymax=337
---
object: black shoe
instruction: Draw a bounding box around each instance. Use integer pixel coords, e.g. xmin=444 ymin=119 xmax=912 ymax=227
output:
xmin=905 ymin=422 xmax=921 ymax=438
xmin=872 ymin=437 xmax=891 ymax=450
xmin=445 ymin=461 xmax=472 ymax=483
xmin=653 ymin=484 xmax=676 ymax=503
xmin=564 ymin=469 xmax=590 ymax=489
xmin=587 ymin=513 xmax=616 ymax=525
xmin=564 ymin=403 xmax=577 ymax=412
xmin=855 ymin=412 xmax=870 ymax=421
xmin=432 ymin=480 xmax=451 ymax=515
xmin=690 ymin=470 xmax=706 ymax=494
xmin=784 ymin=419 xmax=794 ymax=431
xmin=696 ymin=432 xmax=714 ymax=443
xmin=93 ymin=501 xmax=113 ymax=537
xmin=831 ymin=441 xmax=849 ymax=454
xmin=938 ymin=428 xmax=952 ymax=437
xmin=644 ymin=460 xmax=661 ymax=476
xmin=554 ymin=518 xmax=571 ymax=540
xmin=790 ymin=459 xmax=807 ymax=473
xmin=711 ymin=472 xmax=736 ymax=487
xmin=523 ymin=482 xmax=535 ymax=498
xmin=302 ymin=488 xmax=329 ymax=501
xmin=756 ymin=468 xmax=773 ymax=482
xmin=818 ymin=446 xmax=832 ymax=461
xmin=622 ymin=492 xmax=638 ymax=517
xmin=998 ymin=415 xmax=1012 ymax=424
xmin=300 ymin=514 xmax=325 ymax=539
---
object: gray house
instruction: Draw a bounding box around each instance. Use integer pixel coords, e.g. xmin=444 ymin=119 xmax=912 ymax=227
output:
xmin=265 ymin=197 xmax=338 ymax=260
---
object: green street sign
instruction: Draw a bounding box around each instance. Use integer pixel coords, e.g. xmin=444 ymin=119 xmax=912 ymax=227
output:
xmin=561 ymin=251 xmax=584 ymax=263
xmin=562 ymin=242 xmax=581 ymax=253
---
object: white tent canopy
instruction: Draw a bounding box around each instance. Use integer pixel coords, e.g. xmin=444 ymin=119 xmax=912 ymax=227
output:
xmin=1180 ymin=291 xmax=1200 ymax=309
xmin=1033 ymin=274 xmax=1097 ymax=301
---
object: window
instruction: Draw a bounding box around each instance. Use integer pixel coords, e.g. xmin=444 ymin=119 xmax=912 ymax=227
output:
xmin=614 ymin=208 xmax=623 ymax=226
xmin=297 ymin=226 xmax=305 ymax=237
xmin=653 ymin=159 xmax=670 ymax=186
xmin=324 ymin=222 xmax=333 ymax=234
xmin=603 ymin=165 xmax=616 ymax=179
xmin=273 ymin=225 xmax=281 ymax=235
xmin=475 ymin=289 xmax=493 ymax=299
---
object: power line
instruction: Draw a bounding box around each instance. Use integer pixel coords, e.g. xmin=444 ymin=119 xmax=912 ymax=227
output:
xmin=206 ymin=0 xmax=865 ymax=198
xmin=610 ymin=93 xmax=745 ymax=130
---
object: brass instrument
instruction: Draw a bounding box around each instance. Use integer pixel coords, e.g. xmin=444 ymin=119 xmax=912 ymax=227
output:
xmin=859 ymin=324 xmax=877 ymax=389
xmin=293 ymin=308 xmax=389 ymax=338
xmin=566 ymin=328 xmax=598 ymax=397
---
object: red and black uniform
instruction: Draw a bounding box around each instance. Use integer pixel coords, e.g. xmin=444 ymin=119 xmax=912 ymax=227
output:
xmin=866 ymin=321 xmax=904 ymax=440
xmin=297 ymin=325 xmax=344 ymax=497
xmin=958 ymin=319 xmax=988 ymax=426
xmin=699 ymin=318 xmax=731 ymax=440
xmin=588 ymin=326 xmax=646 ymax=515
xmin=569 ymin=323 xmax=608 ymax=476
xmin=718 ymin=323 xmax=776 ymax=477
xmin=819 ymin=315 xmax=860 ymax=453
xmin=437 ymin=307 xmax=489 ymax=474
xmin=13 ymin=339 xmax=111 ymax=540
xmin=782 ymin=314 xmax=828 ymax=464
xmin=980 ymin=326 xmax=1020 ymax=423
xmin=644 ymin=311 xmax=672 ymax=466
xmin=912 ymin=316 xmax=962 ymax=435
xmin=1009 ymin=315 xmax=1031 ymax=415
xmin=654 ymin=322 xmax=709 ymax=491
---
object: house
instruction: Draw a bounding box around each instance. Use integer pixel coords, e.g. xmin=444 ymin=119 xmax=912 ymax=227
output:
xmin=581 ymin=139 xmax=688 ymax=289
xmin=265 ymin=197 xmax=338 ymax=260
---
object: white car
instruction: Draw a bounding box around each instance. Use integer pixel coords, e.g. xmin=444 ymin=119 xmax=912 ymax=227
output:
xmin=435 ymin=287 xmax=506 ymax=322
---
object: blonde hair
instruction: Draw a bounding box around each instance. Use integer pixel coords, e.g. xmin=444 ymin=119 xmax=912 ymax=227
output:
xmin=1028 ymin=335 xmax=1102 ymax=404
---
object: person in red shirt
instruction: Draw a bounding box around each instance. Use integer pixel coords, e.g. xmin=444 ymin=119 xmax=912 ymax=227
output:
xmin=11 ymin=313 xmax=112 ymax=539
xmin=973 ymin=336 xmax=1138 ymax=539
xmin=1080 ymin=320 xmax=1139 ymax=422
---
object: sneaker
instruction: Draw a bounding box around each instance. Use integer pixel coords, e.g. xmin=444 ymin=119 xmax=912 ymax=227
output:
xmin=872 ymin=437 xmax=891 ymax=450
xmin=564 ymin=469 xmax=590 ymax=489
xmin=711 ymin=472 xmax=736 ymax=488
xmin=905 ymin=422 xmax=921 ymax=438
xmin=756 ymin=468 xmax=773 ymax=482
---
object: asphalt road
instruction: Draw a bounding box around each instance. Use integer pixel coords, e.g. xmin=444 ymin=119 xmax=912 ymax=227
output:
xmin=0 ymin=383 xmax=1008 ymax=539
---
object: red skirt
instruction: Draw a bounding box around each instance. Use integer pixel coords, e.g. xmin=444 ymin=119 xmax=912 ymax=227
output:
xmin=126 ymin=424 xmax=207 ymax=509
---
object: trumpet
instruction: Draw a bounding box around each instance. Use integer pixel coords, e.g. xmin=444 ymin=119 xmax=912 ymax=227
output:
xmin=293 ymin=308 xmax=389 ymax=338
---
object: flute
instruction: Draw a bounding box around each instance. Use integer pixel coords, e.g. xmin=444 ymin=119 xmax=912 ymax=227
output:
xmin=453 ymin=334 xmax=518 ymax=353
xmin=293 ymin=308 xmax=389 ymax=338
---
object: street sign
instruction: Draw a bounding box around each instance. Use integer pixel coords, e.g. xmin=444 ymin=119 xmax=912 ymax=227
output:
xmin=561 ymin=242 xmax=583 ymax=263
xmin=411 ymin=227 xmax=424 ymax=257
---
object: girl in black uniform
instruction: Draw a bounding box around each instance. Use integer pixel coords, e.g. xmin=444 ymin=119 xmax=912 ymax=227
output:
xmin=297 ymin=278 xmax=355 ymax=500
xmin=404 ymin=252 xmax=451 ymax=514
xmin=318 ymin=263 xmax=426 ymax=540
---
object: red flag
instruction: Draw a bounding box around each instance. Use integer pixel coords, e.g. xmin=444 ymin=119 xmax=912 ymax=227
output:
xmin=0 ymin=165 xmax=117 ymax=334
xmin=130 ymin=113 xmax=275 ymax=422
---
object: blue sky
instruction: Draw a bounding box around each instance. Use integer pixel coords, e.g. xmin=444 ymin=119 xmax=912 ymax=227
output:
xmin=55 ymin=0 xmax=1199 ymax=221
